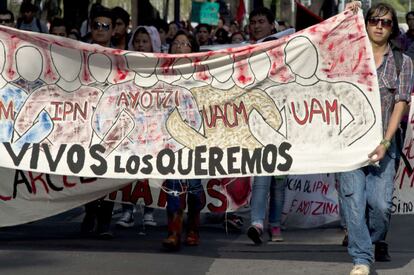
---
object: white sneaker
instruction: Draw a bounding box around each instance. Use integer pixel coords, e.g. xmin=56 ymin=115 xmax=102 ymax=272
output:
xmin=116 ymin=211 xmax=134 ymax=228
xmin=350 ymin=264 xmax=370 ymax=275
xmin=143 ymin=213 xmax=157 ymax=226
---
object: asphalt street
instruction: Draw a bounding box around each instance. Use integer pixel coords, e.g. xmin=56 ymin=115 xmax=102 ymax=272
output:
xmin=0 ymin=207 xmax=413 ymax=275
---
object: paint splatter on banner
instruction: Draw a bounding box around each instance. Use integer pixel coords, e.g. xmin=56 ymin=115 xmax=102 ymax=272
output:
xmin=0 ymin=10 xmax=383 ymax=226
xmin=0 ymin=10 xmax=381 ymax=179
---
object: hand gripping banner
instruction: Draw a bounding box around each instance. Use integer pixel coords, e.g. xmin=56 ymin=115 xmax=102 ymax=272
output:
xmin=0 ymin=10 xmax=382 ymax=226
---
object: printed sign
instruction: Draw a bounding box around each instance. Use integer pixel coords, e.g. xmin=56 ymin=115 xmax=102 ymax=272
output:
xmin=200 ymin=2 xmax=220 ymax=25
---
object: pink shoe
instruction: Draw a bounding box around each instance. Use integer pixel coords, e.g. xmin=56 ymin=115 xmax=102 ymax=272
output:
xmin=269 ymin=226 xmax=284 ymax=242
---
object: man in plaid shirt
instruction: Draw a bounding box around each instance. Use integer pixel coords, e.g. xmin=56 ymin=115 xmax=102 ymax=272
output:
xmin=339 ymin=2 xmax=413 ymax=275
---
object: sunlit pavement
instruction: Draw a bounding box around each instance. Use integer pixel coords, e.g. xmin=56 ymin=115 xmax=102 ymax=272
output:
xmin=0 ymin=207 xmax=413 ymax=275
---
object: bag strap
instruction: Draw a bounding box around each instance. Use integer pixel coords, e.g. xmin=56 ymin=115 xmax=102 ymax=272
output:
xmin=391 ymin=43 xmax=413 ymax=174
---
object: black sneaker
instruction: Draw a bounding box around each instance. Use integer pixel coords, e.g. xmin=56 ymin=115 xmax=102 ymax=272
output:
xmin=375 ymin=241 xmax=391 ymax=262
xmin=97 ymin=224 xmax=114 ymax=240
xmin=98 ymin=230 xmax=114 ymax=240
xmin=247 ymin=225 xmax=263 ymax=245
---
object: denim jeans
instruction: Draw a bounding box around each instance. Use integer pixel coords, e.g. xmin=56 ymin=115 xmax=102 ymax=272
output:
xmin=338 ymin=143 xmax=396 ymax=266
xmin=166 ymin=179 xmax=202 ymax=214
xmin=250 ymin=176 xmax=286 ymax=228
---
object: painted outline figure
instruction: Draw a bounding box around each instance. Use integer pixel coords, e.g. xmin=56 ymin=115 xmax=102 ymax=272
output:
xmin=0 ymin=42 xmax=30 ymax=143
xmin=13 ymin=45 xmax=45 ymax=94
xmin=88 ymin=52 xmax=112 ymax=90
xmin=93 ymin=79 xmax=201 ymax=156
xmin=15 ymin=44 xmax=102 ymax=147
xmin=260 ymin=36 xmax=376 ymax=148
xmin=93 ymin=26 xmax=202 ymax=157
xmin=166 ymin=84 xmax=282 ymax=150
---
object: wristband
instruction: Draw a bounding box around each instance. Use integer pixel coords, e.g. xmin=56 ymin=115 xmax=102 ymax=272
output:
xmin=380 ymin=139 xmax=391 ymax=150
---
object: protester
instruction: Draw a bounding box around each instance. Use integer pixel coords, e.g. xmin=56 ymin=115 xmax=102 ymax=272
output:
xmin=168 ymin=30 xmax=199 ymax=54
xmin=339 ymin=2 xmax=413 ymax=275
xmin=248 ymin=175 xmax=286 ymax=244
xmin=116 ymin=26 xmax=162 ymax=229
xmin=166 ymin=22 xmax=179 ymax=44
xmin=180 ymin=19 xmax=193 ymax=33
xmin=216 ymin=16 xmax=226 ymax=31
xmin=16 ymin=2 xmax=48 ymax=33
xmin=229 ymin=20 xmax=240 ymax=35
xmin=0 ymin=9 xmax=15 ymax=28
xmin=80 ymin=3 xmax=104 ymax=42
xmin=81 ymin=7 xmax=116 ymax=239
xmin=89 ymin=8 xmax=114 ymax=48
xmin=402 ymin=12 xmax=414 ymax=60
xmin=195 ymin=23 xmax=212 ymax=46
xmin=245 ymin=6 xmax=287 ymax=245
xmin=162 ymin=30 xmax=201 ymax=251
xmin=127 ymin=26 xmax=160 ymax=53
xmin=230 ymin=31 xmax=246 ymax=44
xmin=111 ymin=6 xmax=131 ymax=50
xmin=248 ymin=7 xmax=276 ymax=43
xmin=68 ymin=29 xmax=81 ymax=40
xmin=154 ymin=19 xmax=169 ymax=53
xmin=214 ymin=27 xmax=229 ymax=44
xmin=398 ymin=11 xmax=414 ymax=52
xmin=49 ymin=17 xmax=67 ymax=37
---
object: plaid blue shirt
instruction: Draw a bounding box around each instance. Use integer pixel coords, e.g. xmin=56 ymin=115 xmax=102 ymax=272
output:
xmin=376 ymin=46 xmax=413 ymax=134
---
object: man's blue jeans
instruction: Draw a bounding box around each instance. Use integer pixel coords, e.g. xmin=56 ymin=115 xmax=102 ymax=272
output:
xmin=338 ymin=143 xmax=396 ymax=265
xmin=250 ymin=176 xmax=286 ymax=228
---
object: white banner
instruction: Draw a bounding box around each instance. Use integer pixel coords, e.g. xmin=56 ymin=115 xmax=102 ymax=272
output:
xmin=0 ymin=10 xmax=383 ymax=226
xmin=282 ymin=173 xmax=340 ymax=228
xmin=0 ymin=10 xmax=381 ymax=179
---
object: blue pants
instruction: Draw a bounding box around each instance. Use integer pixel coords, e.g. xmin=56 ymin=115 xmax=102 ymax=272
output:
xmin=338 ymin=143 xmax=396 ymax=265
xmin=250 ymin=176 xmax=286 ymax=227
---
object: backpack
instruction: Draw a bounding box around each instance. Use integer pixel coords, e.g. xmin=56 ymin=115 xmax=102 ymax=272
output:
xmin=391 ymin=42 xmax=403 ymax=76
xmin=390 ymin=42 xmax=413 ymax=174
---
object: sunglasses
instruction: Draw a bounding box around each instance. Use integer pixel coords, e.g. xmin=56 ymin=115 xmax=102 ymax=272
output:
xmin=92 ymin=21 xmax=111 ymax=31
xmin=367 ymin=17 xmax=393 ymax=28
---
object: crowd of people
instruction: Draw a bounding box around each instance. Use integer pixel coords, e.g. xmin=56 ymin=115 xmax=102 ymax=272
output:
xmin=0 ymin=2 xmax=294 ymax=49
xmin=0 ymin=1 xmax=413 ymax=275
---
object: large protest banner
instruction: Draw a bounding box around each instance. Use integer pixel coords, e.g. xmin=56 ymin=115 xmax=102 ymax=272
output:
xmin=0 ymin=10 xmax=382 ymax=226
